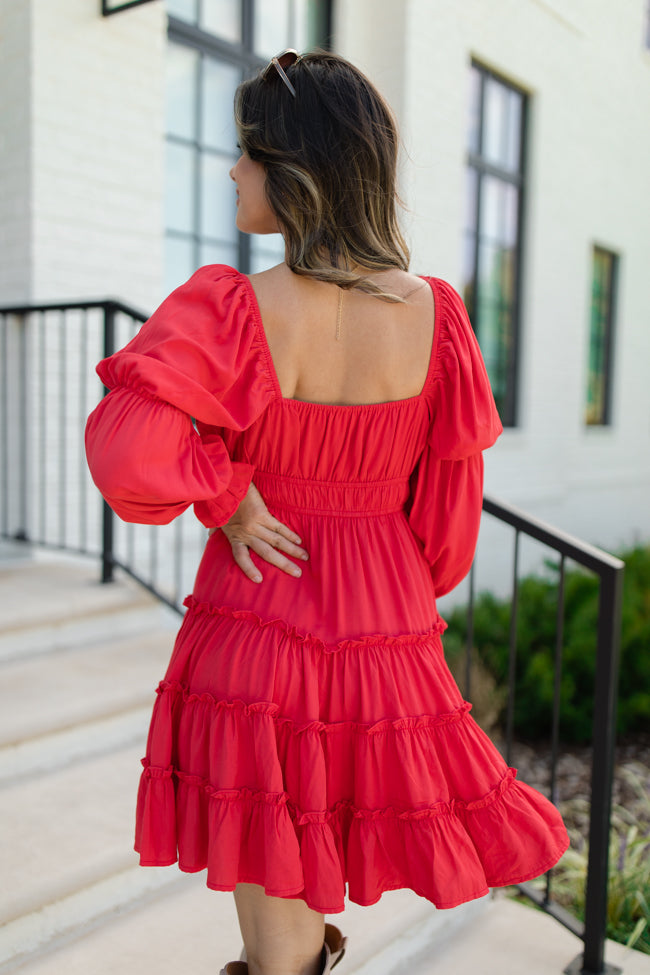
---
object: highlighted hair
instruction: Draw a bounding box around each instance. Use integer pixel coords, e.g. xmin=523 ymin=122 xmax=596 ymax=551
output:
xmin=235 ymin=52 xmax=410 ymax=301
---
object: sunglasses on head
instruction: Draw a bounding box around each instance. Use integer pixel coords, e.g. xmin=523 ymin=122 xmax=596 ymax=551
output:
xmin=262 ymin=49 xmax=301 ymax=97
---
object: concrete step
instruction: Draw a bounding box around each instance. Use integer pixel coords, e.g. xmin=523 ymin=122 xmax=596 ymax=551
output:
xmin=0 ymin=743 xmax=146 ymax=930
xmin=6 ymin=880 xmax=650 ymax=975
xmin=0 ymin=627 xmax=175 ymax=782
xmin=0 ymin=627 xmax=175 ymax=748
xmin=0 ymin=557 xmax=168 ymax=662
xmin=0 ymin=873 xmax=481 ymax=975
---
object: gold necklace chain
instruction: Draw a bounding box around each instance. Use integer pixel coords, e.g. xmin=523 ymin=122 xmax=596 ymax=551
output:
xmin=336 ymin=287 xmax=343 ymax=341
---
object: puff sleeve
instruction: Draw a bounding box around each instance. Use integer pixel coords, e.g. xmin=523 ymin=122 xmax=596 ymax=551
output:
xmin=85 ymin=265 xmax=276 ymax=528
xmin=407 ymin=280 xmax=503 ymax=596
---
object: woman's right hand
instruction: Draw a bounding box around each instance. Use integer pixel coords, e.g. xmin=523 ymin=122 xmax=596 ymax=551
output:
xmin=216 ymin=481 xmax=308 ymax=583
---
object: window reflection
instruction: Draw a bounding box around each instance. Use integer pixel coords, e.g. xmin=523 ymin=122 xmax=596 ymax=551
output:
xmin=251 ymin=236 xmax=286 ymax=273
xmin=201 ymin=0 xmax=240 ymax=42
xmin=464 ymin=63 xmax=526 ymax=426
xmin=200 ymin=153 xmax=238 ymax=242
xmin=165 ymin=142 xmax=196 ymax=234
xmin=585 ymin=248 xmax=617 ymax=426
xmin=166 ymin=44 xmax=198 ymax=141
xmin=165 ymin=1 xmax=329 ymax=291
xmin=255 ymin=0 xmax=291 ymax=58
xmin=166 ymin=0 xmax=198 ymax=24
xmin=201 ymin=59 xmax=239 ymax=151
xmin=200 ymin=240 xmax=238 ymax=270
xmin=165 ymin=236 xmax=195 ymax=295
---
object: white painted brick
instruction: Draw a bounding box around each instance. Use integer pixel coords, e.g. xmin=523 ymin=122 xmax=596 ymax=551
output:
xmin=1 ymin=0 xmax=648 ymax=566
xmin=337 ymin=0 xmax=650 ymax=552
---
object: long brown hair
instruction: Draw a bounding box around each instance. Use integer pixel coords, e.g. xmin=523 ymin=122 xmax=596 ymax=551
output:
xmin=234 ymin=52 xmax=410 ymax=301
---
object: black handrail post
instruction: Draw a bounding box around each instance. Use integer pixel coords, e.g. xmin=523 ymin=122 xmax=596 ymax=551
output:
xmin=100 ymin=303 xmax=116 ymax=584
xmin=579 ymin=562 xmax=624 ymax=975
xmin=101 ymin=499 xmax=114 ymax=584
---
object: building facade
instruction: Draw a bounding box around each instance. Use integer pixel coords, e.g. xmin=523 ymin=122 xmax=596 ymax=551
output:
xmin=1 ymin=0 xmax=649 ymax=584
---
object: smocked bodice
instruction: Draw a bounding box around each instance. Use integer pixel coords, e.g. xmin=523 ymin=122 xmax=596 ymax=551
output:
xmin=218 ymin=396 xmax=431 ymax=516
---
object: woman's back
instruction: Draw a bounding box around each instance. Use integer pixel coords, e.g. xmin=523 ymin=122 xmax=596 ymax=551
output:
xmin=248 ymin=264 xmax=435 ymax=406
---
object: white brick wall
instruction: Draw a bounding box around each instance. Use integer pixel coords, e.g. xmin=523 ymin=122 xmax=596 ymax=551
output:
xmin=1 ymin=0 xmax=649 ymax=576
xmin=337 ymin=0 xmax=650 ymax=558
xmin=30 ymin=0 xmax=166 ymax=310
xmin=0 ymin=0 xmax=33 ymax=302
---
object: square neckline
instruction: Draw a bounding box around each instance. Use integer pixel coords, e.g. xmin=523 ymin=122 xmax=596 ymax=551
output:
xmin=236 ymin=270 xmax=443 ymax=410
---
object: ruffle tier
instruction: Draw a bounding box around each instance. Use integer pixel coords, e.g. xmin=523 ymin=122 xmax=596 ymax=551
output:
xmin=135 ymin=603 xmax=569 ymax=913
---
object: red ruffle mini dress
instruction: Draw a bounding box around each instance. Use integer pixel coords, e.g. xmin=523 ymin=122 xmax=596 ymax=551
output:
xmin=85 ymin=265 xmax=569 ymax=914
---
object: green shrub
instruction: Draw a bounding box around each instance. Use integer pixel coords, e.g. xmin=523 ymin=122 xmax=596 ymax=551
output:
xmin=445 ymin=545 xmax=650 ymax=744
xmin=536 ymin=789 xmax=650 ymax=954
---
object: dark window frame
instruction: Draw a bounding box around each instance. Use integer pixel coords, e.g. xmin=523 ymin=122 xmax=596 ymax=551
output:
xmin=102 ymin=0 xmax=158 ymax=15
xmin=465 ymin=60 xmax=528 ymax=428
xmin=166 ymin=1 xmax=332 ymax=277
xmin=585 ymin=245 xmax=618 ymax=427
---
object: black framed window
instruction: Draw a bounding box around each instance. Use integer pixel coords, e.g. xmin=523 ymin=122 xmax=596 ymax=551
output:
xmin=164 ymin=0 xmax=330 ymax=295
xmin=462 ymin=62 xmax=527 ymax=427
xmin=585 ymin=247 xmax=618 ymax=426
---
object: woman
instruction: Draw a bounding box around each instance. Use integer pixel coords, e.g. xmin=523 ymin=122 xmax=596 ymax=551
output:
xmin=85 ymin=51 xmax=568 ymax=975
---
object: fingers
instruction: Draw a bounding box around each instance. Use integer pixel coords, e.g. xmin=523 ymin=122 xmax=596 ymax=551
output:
xmin=267 ymin=517 xmax=303 ymax=547
xmin=249 ymin=537 xmax=304 ymax=578
xmin=257 ymin=525 xmax=309 ymax=561
xmin=230 ymin=541 xmax=263 ymax=584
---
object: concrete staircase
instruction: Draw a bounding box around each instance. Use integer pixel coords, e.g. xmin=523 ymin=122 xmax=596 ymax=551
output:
xmin=0 ymin=546 xmax=483 ymax=975
xmin=5 ymin=547 xmax=646 ymax=974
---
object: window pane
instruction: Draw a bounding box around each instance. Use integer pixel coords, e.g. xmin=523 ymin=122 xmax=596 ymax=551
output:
xmin=200 ymin=153 xmax=238 ymax=242
xmin=465 ymin=64 xmax=525 ymax=427
xmin=254 ymin=0 xmax=290 ymax=58
xmin=502 ymin=182 xmax=519 ymax=248
xmin=166 ymin=0 xmax=198 ymax=24
xmin=201 ymin=58 xmax=240 ymax=151
xmin=467 ymin=65 xmax=481 ymax=154
xmin=585 ymin=248 xmax=616 ymax=425
xmin=292 ymin=0 xmax=328 ymax=50
xmin=478 ymin=176 xmax=520 ymax=247
xmin=292 ymin=0 xmax=310 ymax=49
xmin=199 ymin=240 xmax=238 ymax=269
xmin=250 ymin=235 xmax=285 ymax=272
xmin=479 ymin=174 xmax=502 ymax=244
xmin=166 ymin=44 xmax=198 ymax=141
xmin=165 ymin=235 xmax=196 ymax=296
xmin=201 ymin=0 xmax=241 ymax=42
xmin=483 ymin=77 xmax=508 ymax=167
xmin=166 ymin=142 xmax=196 ymax=234
xmin=477 ymin=295 xmax=509 ymax=410
xmin=483 ymin=76 xmax=523 ymax=172
xmin=478 ymin=240 xmax=513 ymax=305
xmin=505 ymin=90 xmax=523 ymax=171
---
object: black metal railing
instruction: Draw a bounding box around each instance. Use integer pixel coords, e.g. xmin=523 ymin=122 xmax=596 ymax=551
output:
xmin=0 ymin=299 xmax=626 ymax=974
xmin=461 ymin=498 xmax=625 ymax=975
xmin=0 ymin=299 xmax=204 ymax=613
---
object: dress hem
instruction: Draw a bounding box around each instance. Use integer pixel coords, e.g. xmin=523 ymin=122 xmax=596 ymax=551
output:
xmin=133 ymin=843 xmax=569 ymax=914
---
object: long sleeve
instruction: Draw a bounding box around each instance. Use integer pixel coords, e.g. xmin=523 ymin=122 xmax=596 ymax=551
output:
xmin=407 ymin=280 xmax=503 ymax=596
xmin=85 ymin=265 xmax=276 ymax=528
